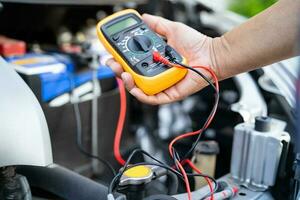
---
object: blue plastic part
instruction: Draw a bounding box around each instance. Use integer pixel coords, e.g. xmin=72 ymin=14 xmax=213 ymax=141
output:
xmin=5 ymin=53 xmax=115 ymax=102
xmin=5 ymin=53 xmax=75 ymax=72
xmin=40 ymin=66 xmax=115 ymax=102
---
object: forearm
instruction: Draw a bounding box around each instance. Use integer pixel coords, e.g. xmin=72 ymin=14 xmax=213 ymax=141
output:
xmin=211 ymin=0 xmax=300 ymax=80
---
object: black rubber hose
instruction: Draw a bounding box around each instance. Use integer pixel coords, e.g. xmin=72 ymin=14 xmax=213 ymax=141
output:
xmin=17 ymin=165 xmax=124 ymax=200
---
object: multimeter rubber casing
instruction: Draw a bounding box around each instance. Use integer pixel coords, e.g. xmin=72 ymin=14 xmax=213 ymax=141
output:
xmin=97 ymin=9 xmax=187 ymax=95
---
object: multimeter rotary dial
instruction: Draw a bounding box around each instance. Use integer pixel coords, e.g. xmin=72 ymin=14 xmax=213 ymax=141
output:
xmin=127 ymin=35 xmax=153 ymax=53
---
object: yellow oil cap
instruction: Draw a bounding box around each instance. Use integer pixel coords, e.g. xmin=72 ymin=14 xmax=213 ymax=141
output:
xmin=124 ymin=165 xmax=152 ymax=178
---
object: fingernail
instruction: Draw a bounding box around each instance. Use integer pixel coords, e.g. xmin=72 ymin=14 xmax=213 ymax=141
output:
xmin=121 ymin=73 xmax=128 ymax=81
xmin=105 ymin=59 xmax=113 ymax=66
xmin=121 ymin=73 xmax=129 ymax=88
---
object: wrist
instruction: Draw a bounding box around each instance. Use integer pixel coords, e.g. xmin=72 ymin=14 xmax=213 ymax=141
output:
xmin=210 ymin=36 xmax=231 ymax=80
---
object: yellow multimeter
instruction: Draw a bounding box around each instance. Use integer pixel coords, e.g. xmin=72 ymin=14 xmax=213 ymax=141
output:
xmin=97 ymin=9 xmax=187 ymax=95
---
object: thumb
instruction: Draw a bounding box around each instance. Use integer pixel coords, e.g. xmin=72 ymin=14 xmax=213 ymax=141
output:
xmin=142 ymin=14 xmax=174 ymax=38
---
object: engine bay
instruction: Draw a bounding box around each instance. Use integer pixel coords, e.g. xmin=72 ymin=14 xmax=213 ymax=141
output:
xmin=0 ymin=1 xmax=299 ymax=200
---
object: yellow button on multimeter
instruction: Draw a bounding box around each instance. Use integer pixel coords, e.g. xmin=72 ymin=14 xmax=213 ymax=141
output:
xmin=97 ymin=9 xmax=187 ymax=95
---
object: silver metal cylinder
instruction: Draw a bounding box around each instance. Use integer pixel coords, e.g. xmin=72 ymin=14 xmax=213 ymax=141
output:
xmin=230 ymin=117 xmax=290 ymax=191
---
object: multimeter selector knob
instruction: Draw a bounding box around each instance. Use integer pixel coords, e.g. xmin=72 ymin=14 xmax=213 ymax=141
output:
xmin=127 ymin=35 xmax=152 ymax=53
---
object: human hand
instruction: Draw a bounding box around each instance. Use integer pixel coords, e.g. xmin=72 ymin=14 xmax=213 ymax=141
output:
xmin=107 ymin=14 xmax=218 ymax=105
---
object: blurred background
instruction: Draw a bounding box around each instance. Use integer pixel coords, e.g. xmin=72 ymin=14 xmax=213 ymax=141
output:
xmin=229 ymin=0 xmax=276 ymax=17
xmin=0 ymin=0 xmax=299 ymax=200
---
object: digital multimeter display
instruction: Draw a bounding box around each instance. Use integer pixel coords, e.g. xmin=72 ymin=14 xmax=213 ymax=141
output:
xmin=106 ymin=17 xmax=138 ymax=36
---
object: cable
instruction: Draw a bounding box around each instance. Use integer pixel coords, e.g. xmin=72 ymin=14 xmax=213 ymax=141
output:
xmin=173 ymin=62 xmax=219 ymax=160
xmin=72 ymin=76 xmax=128 ymax=178
xmin=177 ymin=160 xmax=192 ymax=200
xmin=110 ymin=50 xmax=219 ymax=199
xmin=91 ymin=59 xmax=101 ymax=174
xmin=182 ymin=160 xmax=218 ymax=200
xmin=114 ymin=78 xmax=127 ymax=165
xmin=73 ymin=101 xmax=116 ymax=177
xmin=153 ymin=51 xmax=219 ymax=160
xmin=173 ymin=64 xmax=219 ymax=199
xmin=69 ymin=74 xmax=116 ymax=177
xmin=153 ymin=50 xmax=219 ymax=157
xmin=152 ymin=50 xmax=219 ymax=200
xmin=185 ymin=160 xmax=214 ymax=200
xmin=173 ymin=64 xmax=218 ymax=199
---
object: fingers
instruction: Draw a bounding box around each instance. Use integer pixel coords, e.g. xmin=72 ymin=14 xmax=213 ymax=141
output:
xmin=129 ymin=88 xmax=172 ymax=105
xmin=120 ymin=73 xmax=161 ymax=105
xmin=121 ymin=72 xmax=135 ymax=91
xmin=119 ymin=72 xmax=173 ymax=105
xmin=142 ymin=14 xmax=174 ymax=38
xmin=106 ymin=58 xmax=124 ymax=76
xmin=118 ymin=72 xmax=159 ymax=104
xmin=105 ymin=59 xmax=163 ymax=105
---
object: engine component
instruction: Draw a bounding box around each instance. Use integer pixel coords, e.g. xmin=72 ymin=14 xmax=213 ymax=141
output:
xmin=158 ymin=103 xmax=192 ymax=140
xmin=144 ymin=195 xmax=177 ymax=200
xmin=174 ymin=174 xmax=273 ymax=200
xmin=17 ymin=164 xmax=125 ymax=200
xmin=203 ymin=187 xmax=237 ymax=200
xmin=231 ymin=116 xmax=290 ymax=191
xmin=231 ymin=73 xmax=267 ymax=123
xmin=6 ymin=52 xmax=115 ymax=102
xmin=0 ymin=36 xmax=26 ymax=57
xmin=119 ymin=165 xmax=154 ymax=187
xmin=118 ymin=165 xmax=178 ymax=200
xmin=0 ymin=167 xmax=31 ymax=200
xmin=293 ymin=53 xmax=300 ymax=200
xmin=118 ymin=165 xmax=154 ymax=200
xmin=6 ymin=53 xmax=71 ymax=75
xmin=193 ymin=141 xmax=219 ymax=189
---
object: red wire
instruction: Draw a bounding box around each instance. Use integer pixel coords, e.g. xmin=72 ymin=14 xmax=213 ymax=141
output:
xmin=168 ymin=64 xmax=218 ymax=200
xmin=114 ymin=78 xmax=127 ymax=165
xmin=114 ymin=52 xmax=219 ymax=200
xmin=154 ymin=51 xmax=219 ymax=200
xmin=114 ymin=64 xmax=219 ymax=166
xmin=153 ymin=51 xmax=219 ymax=199
xmin=185 ymin=160 xmax=214 ymax=200
xmin=168 ymin=65 xmax=219 ymax=157
xmin=169 ymin=130 xmax=202 ymax=156
xmin=176 ymin=160 xmax=192 ymax=200
xmin=177 ymin=159 xmax=214 ymax=200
